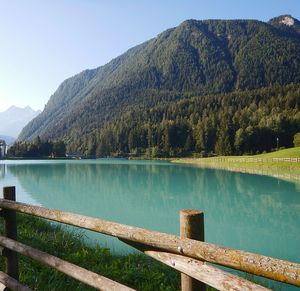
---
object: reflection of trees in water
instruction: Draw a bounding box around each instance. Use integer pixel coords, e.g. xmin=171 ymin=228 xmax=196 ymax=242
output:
xmin=201 ymin=169 xmax=300 ymax=260
xmin=0 ymin=164 xmax=6 ymax=179
xmin=7 ymin=161 xmax=300 ymax=261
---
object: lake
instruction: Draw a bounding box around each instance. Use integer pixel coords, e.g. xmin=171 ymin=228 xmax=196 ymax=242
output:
xmin=0 ymin=159 xmax=300 ymax=290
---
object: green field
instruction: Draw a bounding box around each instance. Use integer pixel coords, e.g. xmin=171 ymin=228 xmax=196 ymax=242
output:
xmin=250 ymin=147 xmax=300 ymax=158
xmin=173 ymin=147 xmax=300 ymax=182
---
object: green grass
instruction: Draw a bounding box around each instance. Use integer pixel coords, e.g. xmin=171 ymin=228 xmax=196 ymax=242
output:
xmin=0 ymin=214 xmax=180 ymax=291
xmin=253 ymin=146 xmax=300 ymax=158
xmin=173 ymin=147 xmax=300 ymax=181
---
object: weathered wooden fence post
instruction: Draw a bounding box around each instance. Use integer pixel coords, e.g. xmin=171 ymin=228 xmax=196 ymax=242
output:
xmin=180 ymin=209 xmax=205 ymax=291
xmin=2 ymin=186 xmax=19 ymax=281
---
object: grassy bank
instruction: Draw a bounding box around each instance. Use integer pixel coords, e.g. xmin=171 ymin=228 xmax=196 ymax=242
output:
xmin=0 ymin=214 xmax=179 ymax=290
xmin=173 ymin=147 xmax=300 ymax=182
xmin=253 ymin=147 xmax=300 ymax=158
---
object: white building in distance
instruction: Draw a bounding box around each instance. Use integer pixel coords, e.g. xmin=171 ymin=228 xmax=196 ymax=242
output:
xmin=0 ymin=140 xmax=7 ymax=157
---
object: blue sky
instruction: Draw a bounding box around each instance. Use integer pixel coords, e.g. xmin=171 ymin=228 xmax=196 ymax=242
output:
xmin=0 ymin=0 xmax=299 ymax=112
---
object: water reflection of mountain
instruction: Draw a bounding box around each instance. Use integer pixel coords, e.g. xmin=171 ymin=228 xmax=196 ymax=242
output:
xmin=7 ymin=160 xmax=300 ymax=262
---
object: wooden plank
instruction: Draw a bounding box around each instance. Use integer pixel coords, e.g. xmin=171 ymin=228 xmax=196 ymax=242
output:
xmin=120 ymin=240 xmax=270 ymax=291
xmin=0 ymin=236 xmax=135 ymax=291
xmin=0 ymin=199 xmax=299 ymax=286
xmin=180 ymin=210 xmax=205 ymax=291
xmin=0 ymin=271 xmax=32 ymax=291
xmin=145 ymin=251 xmax=271 ymax=291
xmin=0 ymin=282 xmax=5 ymax=291
xmin=2 ymin=187 xmax=19 ymax=281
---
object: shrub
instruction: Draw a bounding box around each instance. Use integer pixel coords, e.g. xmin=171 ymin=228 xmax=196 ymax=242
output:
xmin=293 ymin=133 xmax=300 ymax=147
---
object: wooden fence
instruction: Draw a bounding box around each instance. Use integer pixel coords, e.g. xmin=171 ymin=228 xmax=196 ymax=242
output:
xmin=0 ymin=186 xmax=300 ymax=290
xmin=215 ymin=157 xmax=300 ymax=163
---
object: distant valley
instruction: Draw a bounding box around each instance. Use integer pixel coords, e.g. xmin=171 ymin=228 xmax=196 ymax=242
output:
xmin=0 ymin=106 xmax=41 ymax=143
xmin=0 ymin=134 xmax=15 ymax=145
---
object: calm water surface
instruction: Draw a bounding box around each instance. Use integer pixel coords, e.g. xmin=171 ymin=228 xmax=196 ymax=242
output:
xmin=0 ymin=159 xmax=299 ymax=290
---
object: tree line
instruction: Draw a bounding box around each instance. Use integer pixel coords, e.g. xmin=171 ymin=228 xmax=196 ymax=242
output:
xmin=12 ymin=83 xmax=300 ymax=159
xmin=73 ymin=84 xmax=300 ymax=158
xmin=8 ymin=137 xmax=66 ymax=158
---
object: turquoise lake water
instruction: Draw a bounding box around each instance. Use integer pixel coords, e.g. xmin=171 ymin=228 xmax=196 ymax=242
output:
xmin=0 ymin=159 xmax=299 ymax=290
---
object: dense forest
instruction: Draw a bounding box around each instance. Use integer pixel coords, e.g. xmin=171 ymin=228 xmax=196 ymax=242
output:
xmin=17 ymin=15 xmax=300 ymax=157
xmin=8 ymin=138 xmax=66 ymax=158
xmin=72 ymin=84 xmax=300 ymax=157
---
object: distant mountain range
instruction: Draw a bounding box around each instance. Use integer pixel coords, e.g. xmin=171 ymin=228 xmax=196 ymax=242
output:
xmin=0 ymin=135 xmax=15 ymax=145
xmin=18 ymin=15 xmax=300 ymax=156
xmin=0 ymin=106 xmax=41 ymax=142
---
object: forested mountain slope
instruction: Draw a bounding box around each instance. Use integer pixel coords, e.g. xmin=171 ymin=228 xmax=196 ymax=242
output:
xmin=19 ymin=15 xmax=300 ymax=156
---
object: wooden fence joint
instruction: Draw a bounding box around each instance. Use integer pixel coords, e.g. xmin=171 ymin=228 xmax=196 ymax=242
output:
xmin=180 ymin=209 xmax=205 ymax=291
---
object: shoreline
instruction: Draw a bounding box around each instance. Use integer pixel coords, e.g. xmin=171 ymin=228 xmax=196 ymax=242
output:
xmin=2 ymin=153 xmax=300 ymax=183
xmin=172 ymin=157 xmax=300 ymax=183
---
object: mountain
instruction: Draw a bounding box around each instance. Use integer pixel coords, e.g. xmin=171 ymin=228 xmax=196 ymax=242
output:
xmin=0 ymin=106 xmax=41 ymax=139
xmin=268 ymin=15 xmax=300 ymax=35
xmin=18 ymin=16 xmax=300 ymax=156
xmin=0 ymin=135 xmax=15 ymax=145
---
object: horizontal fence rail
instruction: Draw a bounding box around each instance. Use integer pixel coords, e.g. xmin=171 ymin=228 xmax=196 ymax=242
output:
xmin=0 ymin=198 xmax=299 ymax=287
xmin=120 ymin=236 xmax=271 ymax=291
xmin=0 ymin=271 xmax=31 ymax=291
xmin=210 ymin=157 xmax=300 ymax=163
xmin=145 ymin=251 xmax=270 ymax=291
xmin=0 ymin=235 xmax=134 ymax=291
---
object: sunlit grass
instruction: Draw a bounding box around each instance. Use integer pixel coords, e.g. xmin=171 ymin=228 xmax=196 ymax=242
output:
xmin=173 ymin=147 xmax=300 ymax=182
